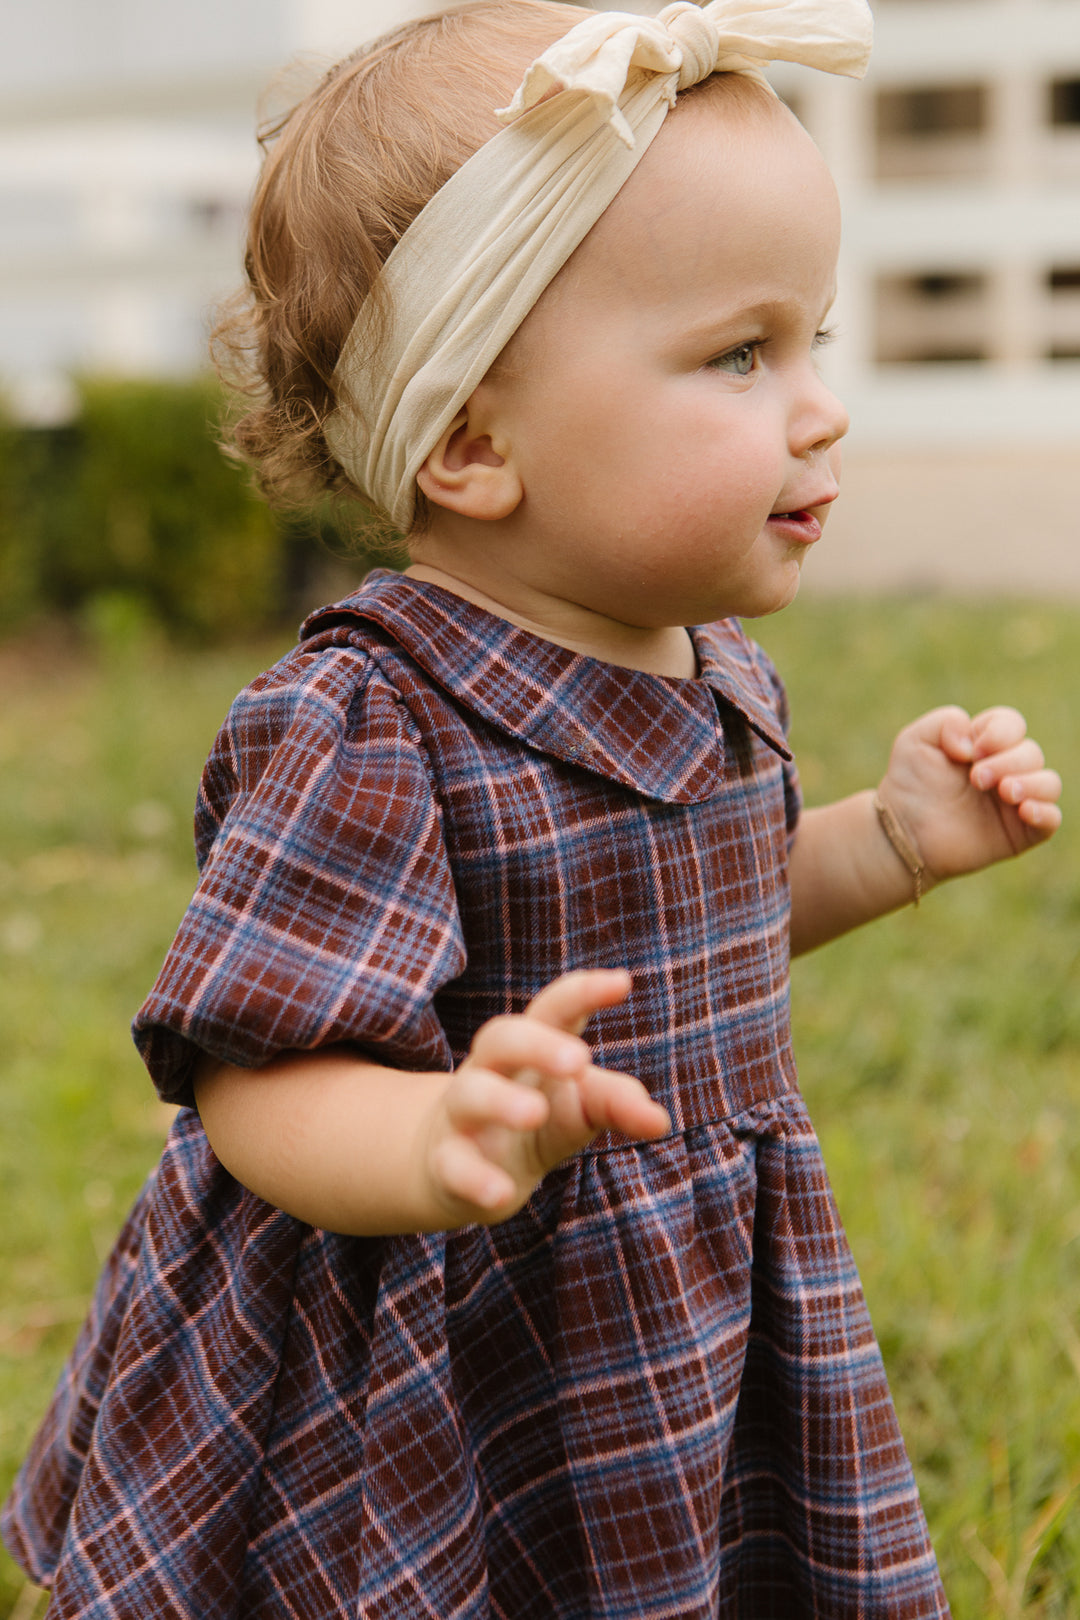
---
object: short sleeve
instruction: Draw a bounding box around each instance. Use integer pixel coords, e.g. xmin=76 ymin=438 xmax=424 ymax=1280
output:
xmin=133 ymin=648 xmax=466 ymax=1108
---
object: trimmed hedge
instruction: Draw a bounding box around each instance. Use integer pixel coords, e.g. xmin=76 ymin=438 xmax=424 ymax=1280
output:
xmin=0 ymin=377 xmax=386 ymax=640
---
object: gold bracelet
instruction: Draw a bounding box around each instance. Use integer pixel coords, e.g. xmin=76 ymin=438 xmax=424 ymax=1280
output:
xmin=872 ymin=792 xmax=925 ymax=908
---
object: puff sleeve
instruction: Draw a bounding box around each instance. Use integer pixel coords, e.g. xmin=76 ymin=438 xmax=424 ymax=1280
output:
xmin=133 ymin=647 xmax=466 ymax=1108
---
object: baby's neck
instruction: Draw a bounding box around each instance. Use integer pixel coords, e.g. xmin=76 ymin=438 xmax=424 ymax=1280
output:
xmin=404 ymin=564 xmax=698 ymax=678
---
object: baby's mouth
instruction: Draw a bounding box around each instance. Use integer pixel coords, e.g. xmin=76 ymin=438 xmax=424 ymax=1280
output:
xmin=766 ymin=508 xmax=823 ymax=541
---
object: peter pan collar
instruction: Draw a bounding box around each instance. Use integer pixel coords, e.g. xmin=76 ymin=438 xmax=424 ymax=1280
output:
xmin=301 ymin=570 xmax=790 ymax=806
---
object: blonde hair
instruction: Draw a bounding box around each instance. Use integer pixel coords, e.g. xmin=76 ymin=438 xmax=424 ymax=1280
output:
xmin=213 ymin=0 xmax=581 ymax=518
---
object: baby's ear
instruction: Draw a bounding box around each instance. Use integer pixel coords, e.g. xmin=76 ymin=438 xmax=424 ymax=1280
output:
xmin=416 ymin=393 xmax=523 ymax=521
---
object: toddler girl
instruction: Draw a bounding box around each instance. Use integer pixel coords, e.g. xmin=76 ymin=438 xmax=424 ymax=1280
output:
xmin=3 ymin=1 xmax=1062 ymax=1614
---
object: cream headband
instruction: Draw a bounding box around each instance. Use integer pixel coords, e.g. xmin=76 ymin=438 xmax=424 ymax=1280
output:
xmin=324 ymin=0 xmax=873 ymax=531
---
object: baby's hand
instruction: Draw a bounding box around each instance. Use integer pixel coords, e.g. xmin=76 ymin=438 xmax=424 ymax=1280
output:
xmin=421 ymin=968 xmax=669 ymax=1226
xmin=879 ymin=705 xmax=1062 ymax=888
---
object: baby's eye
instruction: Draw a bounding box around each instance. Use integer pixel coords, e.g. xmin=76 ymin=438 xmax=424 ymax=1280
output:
xmin=707 ymin=341 xmax=759 ymax=376
xmin=812 ymin=326 xmax=837 ymax=350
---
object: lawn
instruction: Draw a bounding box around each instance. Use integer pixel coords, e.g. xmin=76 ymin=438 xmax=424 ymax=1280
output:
xmin=0 ymin=594 xmax=1077 ymax=1618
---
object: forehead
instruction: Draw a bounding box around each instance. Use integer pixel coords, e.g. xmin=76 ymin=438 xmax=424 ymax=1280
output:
xmin=521 ymin=88 xmax=840 ymax=333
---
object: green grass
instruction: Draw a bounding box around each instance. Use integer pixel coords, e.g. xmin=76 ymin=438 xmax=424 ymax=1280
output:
xmin=756 ymin=597 xmax=1080 ymax=1618
xmin=0 ymin=617 xmax=296 ymax=1620
xmin=1 ymin=596 xmax=1077 ymax=1617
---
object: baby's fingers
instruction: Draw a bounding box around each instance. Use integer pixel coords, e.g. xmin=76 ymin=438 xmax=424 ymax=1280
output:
xmin=1005 ymin=771 xmax=1063 ymax=841
xmin=933 ymin=705 xmax=976 ymax=762
xmin=525 ymin=967 xmax=633 ymax=1038
xmin=433 ymin=1068 xmax=550 ymax=1214
xmin=1017 ymin=794 xmax=1063 ymax=836
xmin=467 ymin=1011 xmax=591 ymax=1083
xmin=579 ymin=1066 xmax=670 ymax=1141
xmin=446 ymin=1064 xmax=549 ymax=1135
xmin=992 ymin=766 xmax=1061 ymax=807
xmin=970 ymin=737 xmax=1045 ymax=792
xmin=969 ymin=705 xmax=1030 ymax=759
xmin=429 ymin=1131 xmax=518 ymax=1214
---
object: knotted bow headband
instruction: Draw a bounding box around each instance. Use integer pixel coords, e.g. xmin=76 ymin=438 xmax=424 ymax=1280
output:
xmin=323 ymin=0 xmax=873 ymax=531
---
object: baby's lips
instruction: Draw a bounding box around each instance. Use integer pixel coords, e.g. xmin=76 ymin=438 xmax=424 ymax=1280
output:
xmin=766 ymin=509 xmax=824 ymax=541
xmin=804 ymin=489 xmax=840 ymax=517
xmin=771 ymin=488 xmax=838 ymax=521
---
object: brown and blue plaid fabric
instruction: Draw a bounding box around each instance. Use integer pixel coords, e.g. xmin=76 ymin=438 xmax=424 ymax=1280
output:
xmin=3 ymin=572 xmax=949 ymax=1616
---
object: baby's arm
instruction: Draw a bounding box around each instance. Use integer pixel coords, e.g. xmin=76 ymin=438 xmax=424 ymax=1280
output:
xmin=194 ymin=968 xmax=669 ymax=1235
xmin=789 ymin=705 xmax=1062 ymax=956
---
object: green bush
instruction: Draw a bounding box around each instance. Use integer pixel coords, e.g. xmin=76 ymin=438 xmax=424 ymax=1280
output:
xmin=0 ymin=411 xmax=40 ymax=628
xmin=0 ymin=377 xmax=390 ymax=640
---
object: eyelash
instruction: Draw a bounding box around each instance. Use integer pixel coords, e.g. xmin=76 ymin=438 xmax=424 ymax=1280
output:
xmin=707 ymin=326 xmax=838 ymax=376
xmin=709 ymin=341 xmax=760 ymax=376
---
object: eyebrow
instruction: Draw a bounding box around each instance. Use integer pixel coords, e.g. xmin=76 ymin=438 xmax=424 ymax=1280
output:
xmin=684 ymin=292 xmax=839 ymax=346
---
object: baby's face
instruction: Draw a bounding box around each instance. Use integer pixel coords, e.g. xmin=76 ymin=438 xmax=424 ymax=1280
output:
xmin=477 ymin=89 xmax=848 ymax=629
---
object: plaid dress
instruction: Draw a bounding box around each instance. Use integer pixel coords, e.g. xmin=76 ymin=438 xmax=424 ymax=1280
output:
xmin=3 ymin=571 xmax=950 ymax=1618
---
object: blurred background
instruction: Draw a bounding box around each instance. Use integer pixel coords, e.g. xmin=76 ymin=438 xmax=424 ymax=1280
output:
xmin=1 ymin=4 xmax=1078 ymax=1619
xmin=1 ymin=0 xmax=1079 ymax=612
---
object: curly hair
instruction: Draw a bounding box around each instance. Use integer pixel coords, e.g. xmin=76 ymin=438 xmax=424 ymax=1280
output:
xmin=212 ymin=0 xmax=582 ymax=527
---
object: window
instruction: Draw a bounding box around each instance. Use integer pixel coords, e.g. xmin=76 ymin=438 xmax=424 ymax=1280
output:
xmin=875 ymin=271 xmax=990 ymax=365
xmin=1046 ymin=266 xmax=1080 ymax=361
xmin=875 ymin=84 xmax=990 ymax=180
xmin=877 ymin=84 xmax=987 ymax=140
xmin=1049 ymin=78 xmax=1080 ymax=127
xmin=913 ymin=273 xmax=986 ymax=300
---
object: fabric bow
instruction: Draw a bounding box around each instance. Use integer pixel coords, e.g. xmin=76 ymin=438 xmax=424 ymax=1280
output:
xmin=498 ymin=0 xmax=873 ymax=146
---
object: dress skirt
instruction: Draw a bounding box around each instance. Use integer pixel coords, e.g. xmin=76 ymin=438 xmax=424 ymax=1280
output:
xmin=3 ymin=1099 xmax=949 ymax=1618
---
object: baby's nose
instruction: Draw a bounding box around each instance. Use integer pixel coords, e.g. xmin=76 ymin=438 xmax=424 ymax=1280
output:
xmin=794 ymin=374 xmax=849 ymax=458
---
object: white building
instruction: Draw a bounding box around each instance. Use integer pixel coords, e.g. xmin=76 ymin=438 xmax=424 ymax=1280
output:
xmin=2 ymin=0 xmax=1078 ymax=588
xmin=0 ymin=0 xmax=404 ymax=419
xmin=777 ymin=0 xmax=1080 ymax=440
xmin=768 ymin=0 xmax=1080 ymax=589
